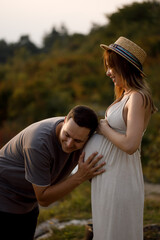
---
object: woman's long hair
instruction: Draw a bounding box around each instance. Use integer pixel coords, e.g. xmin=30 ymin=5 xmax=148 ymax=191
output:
xmin=103 ymin=50 xmax=157 ymax=113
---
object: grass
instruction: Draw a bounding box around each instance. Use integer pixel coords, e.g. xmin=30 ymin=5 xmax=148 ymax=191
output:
xmin=45 ymin=225 xmax=85 ymax=240
xmin=144 ymin=199 xmax=160 ymax=225
xmin=37 ymin=181 xmax=160 ymax=240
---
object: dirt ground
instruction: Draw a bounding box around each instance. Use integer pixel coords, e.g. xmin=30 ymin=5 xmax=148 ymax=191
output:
xmin=145 ymin=182 xmax=160 ymax=200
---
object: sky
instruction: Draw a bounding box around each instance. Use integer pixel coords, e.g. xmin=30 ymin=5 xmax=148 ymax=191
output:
xmin=0 ymin=0 xmax=144 ymax=46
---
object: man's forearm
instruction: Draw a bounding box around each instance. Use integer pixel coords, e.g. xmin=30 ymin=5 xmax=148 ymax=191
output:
xmin=33 ymin=172 xmax=83 ymax=207
xmin=33 ymin=152 xmax=105 ymax=207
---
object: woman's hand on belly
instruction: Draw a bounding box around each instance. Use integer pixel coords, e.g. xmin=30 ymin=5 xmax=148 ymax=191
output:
xmin=97 ymin=119 xmax=109 ymax=136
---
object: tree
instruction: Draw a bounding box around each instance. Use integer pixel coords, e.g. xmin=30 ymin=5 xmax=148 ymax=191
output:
xmin=17 ymin=35 xmax=40 ymax=54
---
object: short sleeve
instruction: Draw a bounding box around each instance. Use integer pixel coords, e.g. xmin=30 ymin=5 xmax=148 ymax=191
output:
xmin=23 ymin=147 xmax=51 ymax=186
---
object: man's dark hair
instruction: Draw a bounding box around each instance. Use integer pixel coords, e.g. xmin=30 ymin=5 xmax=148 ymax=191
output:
xmin=66 ymin=105 xmax=98 ymax=137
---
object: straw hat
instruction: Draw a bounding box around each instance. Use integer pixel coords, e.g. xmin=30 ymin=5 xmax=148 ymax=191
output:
xmin=100 ymin=36 xmax=147 ymax=76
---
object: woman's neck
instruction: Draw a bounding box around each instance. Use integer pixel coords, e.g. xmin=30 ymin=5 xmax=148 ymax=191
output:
xmin=123 ymin=89 xmax=132 ymax=95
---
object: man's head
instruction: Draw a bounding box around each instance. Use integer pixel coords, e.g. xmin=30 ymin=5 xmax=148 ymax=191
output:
xmin=59 ymin=105 xmax=98 ymax=153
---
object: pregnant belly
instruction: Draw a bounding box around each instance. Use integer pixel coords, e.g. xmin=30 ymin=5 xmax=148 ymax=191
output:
xmin=83 ymin=133 xmax=115 ymax=167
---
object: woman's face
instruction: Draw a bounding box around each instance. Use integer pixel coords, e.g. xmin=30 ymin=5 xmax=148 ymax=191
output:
xmin=105 ymin=60 xmax=124 ymax=88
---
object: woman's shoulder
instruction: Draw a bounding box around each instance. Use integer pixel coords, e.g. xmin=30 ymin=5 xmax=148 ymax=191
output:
xmin=129 ymin=90 xmax=144 ymax=97
xmin=128 ymin=90 xmax=144 ymax=103
xmin=126 ymin=90 xmax=148 ymax=112
xmin=128 ymin=90 xmax=152 ymax=114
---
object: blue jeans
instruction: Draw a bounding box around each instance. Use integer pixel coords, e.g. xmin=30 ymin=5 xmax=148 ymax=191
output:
xmin=0 ymin=206 xmax=39 ymax=240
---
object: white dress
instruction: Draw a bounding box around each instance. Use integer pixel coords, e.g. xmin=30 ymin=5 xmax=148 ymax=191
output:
xmin=84 ymin=95 xmax=144 ymax=240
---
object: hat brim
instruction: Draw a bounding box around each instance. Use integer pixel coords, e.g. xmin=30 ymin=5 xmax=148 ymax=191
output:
xmin=100 ymin=44 xmax=146 ymax=76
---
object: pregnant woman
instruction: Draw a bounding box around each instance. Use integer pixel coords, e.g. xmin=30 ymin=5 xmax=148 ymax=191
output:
xmin=84 ymin=37 xmax=157 ymax=240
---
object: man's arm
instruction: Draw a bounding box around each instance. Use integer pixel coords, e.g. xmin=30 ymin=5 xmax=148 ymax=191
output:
xmin=32 ymin=152 xmax=105 ymax=207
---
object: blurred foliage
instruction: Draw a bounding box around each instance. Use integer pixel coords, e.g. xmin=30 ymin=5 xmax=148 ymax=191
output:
xmin=0 ymin=0 xmax=160 ymax=182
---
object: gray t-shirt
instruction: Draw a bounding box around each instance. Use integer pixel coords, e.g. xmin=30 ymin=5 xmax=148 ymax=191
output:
xmin=0 ymin=117 xmax=81 ymax=214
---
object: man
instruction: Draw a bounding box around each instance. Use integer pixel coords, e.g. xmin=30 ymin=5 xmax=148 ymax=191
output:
xmin=0 ymin=105 xmax=105 ymax=240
